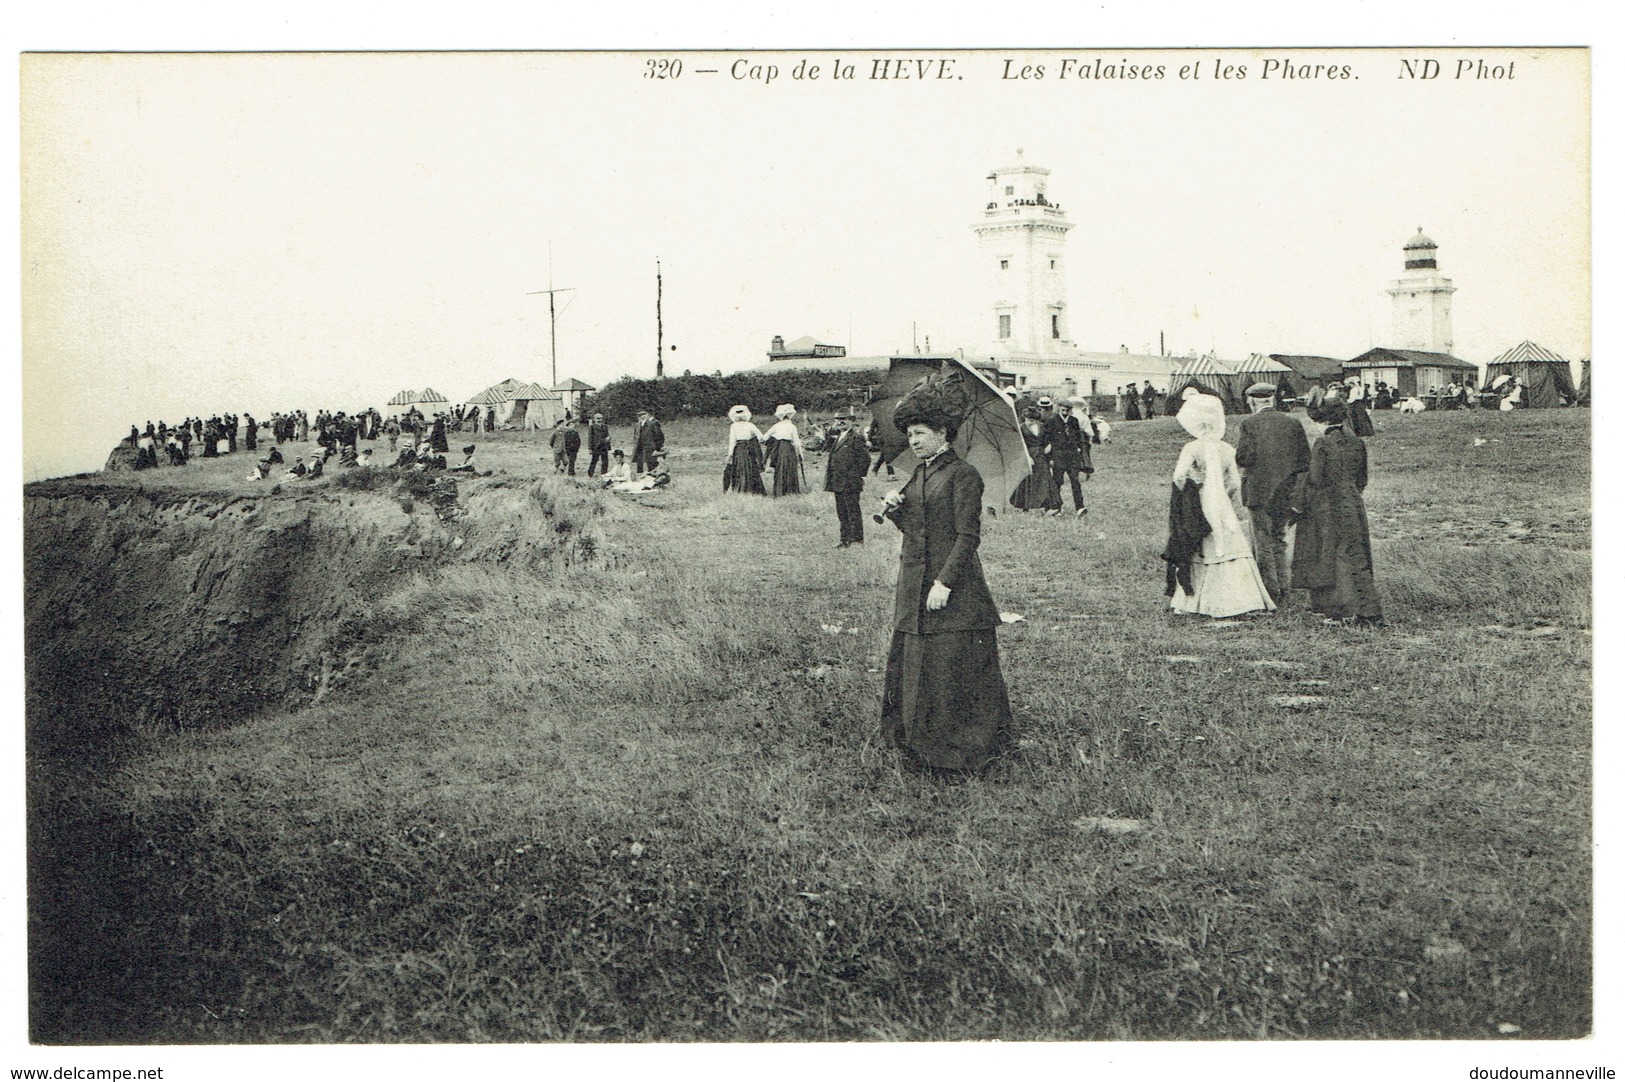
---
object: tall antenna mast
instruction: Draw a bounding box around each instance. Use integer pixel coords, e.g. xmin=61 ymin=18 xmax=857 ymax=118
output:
xmin=526 ymin=241 xmax=575 ymax=388
xmin=656 ymin=257 xmax=664 ymax=378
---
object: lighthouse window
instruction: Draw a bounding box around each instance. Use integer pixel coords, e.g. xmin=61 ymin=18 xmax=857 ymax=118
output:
xmin=1005 ymin=186 xmax=1014 ymax=195
xmin=1050 ymin=259 xmax=1056 ymax=269
xmin=999 ymin=259 xmax=1009 ymax=270
xmin=1052 ymin=314 xmax=1060 ymax=339
xmin=998 ymin=314 xmax=1011 ymax=339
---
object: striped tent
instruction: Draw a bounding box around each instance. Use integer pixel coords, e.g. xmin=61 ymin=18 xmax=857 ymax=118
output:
xmin=1168 ymin=353 xmax=1288 ymax=414
xmin=466 ymin=378 xmax=523 ymax=407
xmin=404 ymin=387 xmax=449 ymax=417
xmin=387 ymin=389 xmax=418 ymax=407
xmin=507 ymin=382 xmax=564 ymax=430
xmin=1485 ymin=340 xmax=1578 ymax=409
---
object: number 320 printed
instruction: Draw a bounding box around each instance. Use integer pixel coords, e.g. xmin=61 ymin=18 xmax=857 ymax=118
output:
xmin=643 ymin=58 xmax=683 ymax=79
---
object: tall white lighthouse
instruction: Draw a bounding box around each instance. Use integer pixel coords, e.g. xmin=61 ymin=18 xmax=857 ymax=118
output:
xmin=973 ymin=149 xmax=1080 ymax=362
xmin=1386 ymin=228 xmax=1456 ymax=354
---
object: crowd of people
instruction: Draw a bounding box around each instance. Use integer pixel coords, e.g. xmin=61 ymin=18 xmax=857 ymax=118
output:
xmin=116 ymin=381 xmax=1406 ymax=782
xmin=857 ymin=375 xmax=1387 ymax=779
xmin=1160 ymin=381 xmax=1382 ymax=626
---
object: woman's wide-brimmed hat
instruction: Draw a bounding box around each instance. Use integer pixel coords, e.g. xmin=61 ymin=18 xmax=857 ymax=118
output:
xmin=775 ymin=403 xmax=797 ymax=420
xmin=728 ymin=405 xmax=752 ymax=422
xmin=1176 ymin=394 xmax=1226 ymax=441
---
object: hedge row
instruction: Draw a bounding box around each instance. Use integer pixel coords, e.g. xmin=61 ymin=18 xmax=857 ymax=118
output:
xmin=580 ymin=370 xmax=886 ymax=424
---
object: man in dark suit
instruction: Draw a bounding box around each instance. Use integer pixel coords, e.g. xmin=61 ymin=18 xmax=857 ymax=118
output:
xmin=823 ymin=412 xmax=869 ymax=547
xmin=1235 ymin=381 xmax=1311 ymax=605
xmin=632 ymin=409 xmax=665 ymax=473
xmin=585 ymin=413 xmax=612 ymax=477
xmin=1044 ymin=399 xmax=1091 ymax=517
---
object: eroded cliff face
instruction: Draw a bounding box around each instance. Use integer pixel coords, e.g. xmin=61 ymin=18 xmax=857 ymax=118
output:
xmin=23 ymin=475 xmax=601 ymax=738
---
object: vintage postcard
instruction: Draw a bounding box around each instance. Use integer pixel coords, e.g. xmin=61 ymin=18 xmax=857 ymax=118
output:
xmin=14 ymin=41 xmax=1596 ymax=1081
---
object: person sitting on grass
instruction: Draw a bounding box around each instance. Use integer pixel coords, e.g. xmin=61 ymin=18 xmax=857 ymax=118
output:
xmin=306 ymin=455 xmax=325 ymax=479
xmin=286 ymin=456 xmax=308 ymax=479
xmin=643 ymin=449 xmax=672 ymax=487
xmin=247 ymin=457 xmax=271 ymax=481
xmin=393 ymin=443 xmax=417 ymax=469
xmin=602 ymin=449 xmax=634 ymax=488
xmin=357 ymin=448 xmax=375 ymax=468
xmin=610 ymin=450 xmax=671 ymax=493
xmin=449 ymin=444 xmax=477 ymax=472
xmin=414 ymin=442 xmax=447 ymax=471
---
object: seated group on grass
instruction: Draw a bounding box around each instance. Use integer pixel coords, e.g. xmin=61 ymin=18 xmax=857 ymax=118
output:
xmin=605 ymin=449 xmax=671 ymax=493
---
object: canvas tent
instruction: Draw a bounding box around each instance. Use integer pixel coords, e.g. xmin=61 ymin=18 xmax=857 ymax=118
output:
xmin=1167 ymin=353 xmax=1290 ymax=414
xmin=1577 ymin=359 xmax=1591 ymax=406
xmin=465 ymin=377 xmax=564 ymax=429
xmin=1484 ymin=340 xmax=1579 ymax=409
xmin=507 ymin=382 xmax=565 ymax=430
xmin=410 ymin=387 xmax=449 ymax=415
xmin=466 ymin=378 xmax=523 ymax=423
xmin=387 ymin=389 xmax=418 ymax=409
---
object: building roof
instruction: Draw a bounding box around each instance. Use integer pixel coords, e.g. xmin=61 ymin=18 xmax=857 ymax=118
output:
xmin=1346 ymin=347 xmax=1476 ymax=370
xmin=1269 ymin=355 xmax=1348 ymax=380
xmin=1489 ymin=340 xmax=1569 ymax=366
xmin=749 ymin=354 xmax=891 ymax=374
xmin=551 ymin=377 xmax=596 ymax=392
xmin=1403 ymin=228 xmax=1438 ymax=250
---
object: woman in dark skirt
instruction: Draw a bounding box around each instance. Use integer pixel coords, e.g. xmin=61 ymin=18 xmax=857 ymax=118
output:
xmin=1009 ymin=405 xmax=1060 ymax=512
xmin=879 ymin=380 xmax=1014 ymax=773
xmin=722 ymin=405 xmax=767 ymax=494
xmin=1291 ymin=401 xmax=1384 ymax=625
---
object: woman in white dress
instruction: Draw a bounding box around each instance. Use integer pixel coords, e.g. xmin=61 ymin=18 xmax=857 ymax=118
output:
xmin=1168 ymin=395 xmax=1276 ymax=618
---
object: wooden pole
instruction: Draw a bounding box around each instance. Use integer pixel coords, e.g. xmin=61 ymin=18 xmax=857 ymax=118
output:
xmin=656 ymin=258 xmax=664 ymax=379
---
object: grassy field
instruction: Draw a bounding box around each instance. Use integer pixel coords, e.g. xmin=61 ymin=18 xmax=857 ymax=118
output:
xmin=26 ymin=405 xmax=1590 ymax=1042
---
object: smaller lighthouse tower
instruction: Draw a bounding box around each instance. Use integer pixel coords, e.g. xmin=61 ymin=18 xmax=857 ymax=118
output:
xmin=1386 ymin=228 xmax=1456 ymax=354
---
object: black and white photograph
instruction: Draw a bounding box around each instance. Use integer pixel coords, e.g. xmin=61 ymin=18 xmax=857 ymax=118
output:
xmin=10 ymin=16 xmax=1605 ymax=1080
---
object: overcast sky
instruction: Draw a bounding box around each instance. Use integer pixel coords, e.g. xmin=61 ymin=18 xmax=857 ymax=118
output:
xmin=21 ymin=47 xmax=1588 ymax=476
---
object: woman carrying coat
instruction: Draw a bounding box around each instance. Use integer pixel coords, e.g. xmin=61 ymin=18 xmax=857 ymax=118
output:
xmin=1166 ymin=394 xmax=1276 ymax=618
xmin=879 ymin=376 xmax=1014 ymax=774
xmin=1290 ymin=401 xmax=1384 ymax=625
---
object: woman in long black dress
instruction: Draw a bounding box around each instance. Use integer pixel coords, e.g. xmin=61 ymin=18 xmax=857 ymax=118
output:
xmin=1291 ymin=401 xmax=1384 ymax=625
xmin=880 ymin=379 xmax=1014 ymax=773
xmin=1009 ymin=405 xmax=1060 ymax=512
